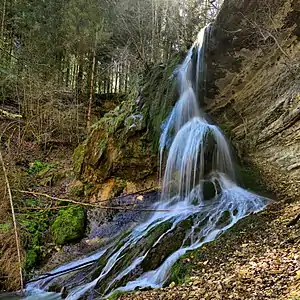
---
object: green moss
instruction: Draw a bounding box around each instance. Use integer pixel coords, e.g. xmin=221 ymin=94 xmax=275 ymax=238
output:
xmin=107 ymin=291 xmax=127 ymax=300
xmin=142 ymin=57 xmax=180 ymax=151
xmin=147 ymin=221 xmax=173 ymax=245
xmin=51 ymin=206 xmax=86 ymax=245
xmin=141 ymin=219 xmax=192 ymax=272
xmin=98 ymin=138 xmax=108 ymax=152
xmin=73 ymin=143 xmax=86 ymax=175
xmin=216 ymin=210 xmax=231 ymax=227
xmin=167 ymin=258 xmax=190 ymax=285
xmin=28 ymin=160 xmax=54 ymax=175
xmin=18 ymin=208 xmax=55 ymax=272
xmin=0 ymin=223 xmax=11 ymax=232
xmin=25 ymin=249 xmax=38 ymax=270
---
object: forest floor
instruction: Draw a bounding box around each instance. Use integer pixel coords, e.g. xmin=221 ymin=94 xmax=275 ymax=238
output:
xmin=120 ymin=198 xmax=300 ymax=300
xmin=0 ymin=113 xmax=78 ymax=291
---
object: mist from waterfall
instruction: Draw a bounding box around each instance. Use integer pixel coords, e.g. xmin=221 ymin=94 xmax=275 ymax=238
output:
xmin=24 ymin=26 xmax=267 ymax=300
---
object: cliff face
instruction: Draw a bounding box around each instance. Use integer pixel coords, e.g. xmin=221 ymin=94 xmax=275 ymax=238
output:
xmin=206 ymin=0 xmax=300 ymax=199
xmin=73 ymin=60 xmax=179 ymax=200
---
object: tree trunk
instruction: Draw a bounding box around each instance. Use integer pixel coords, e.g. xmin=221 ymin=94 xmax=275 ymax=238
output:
xmin=114 ymin=62 xmax=119 ymax=93
xmin=1 ymin=0 xmax=6 ymax=40
xmin=87 ymin=49 xmax=96 ymax=130
xmin=66 ymin=64 xmax=70 ymax=88
xmin=125 ymin=61 xmax=129 ymax=92
xmin=77 ymin=58 xmax=84 ymax=95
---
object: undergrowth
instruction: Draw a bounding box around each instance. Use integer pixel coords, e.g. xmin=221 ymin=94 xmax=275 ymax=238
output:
xmin=28 ymin=160 xmax=54 ymax=175
xmin=18 ymin=207 xmax=55 ymax=273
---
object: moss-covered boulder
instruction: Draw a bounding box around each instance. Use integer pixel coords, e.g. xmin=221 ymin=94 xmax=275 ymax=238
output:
xmin=51 ymin=206 xmax=86 ymax=245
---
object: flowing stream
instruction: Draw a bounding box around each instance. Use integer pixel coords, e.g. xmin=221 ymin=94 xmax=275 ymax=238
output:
xmin=23 ymin=26 xmax=268 ymax=300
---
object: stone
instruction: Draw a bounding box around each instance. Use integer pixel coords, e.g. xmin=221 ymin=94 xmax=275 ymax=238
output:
xmin=51 ymin=206 xmax=86 ymax=245
xmin=207 ymin=0 xmax=300 ymax=200
xmin=68 ymin=180 xmax=84 ymax=197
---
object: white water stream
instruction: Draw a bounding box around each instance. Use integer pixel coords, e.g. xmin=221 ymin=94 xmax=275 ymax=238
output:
xmin=24 ymin=26 xmax=267 ymax=300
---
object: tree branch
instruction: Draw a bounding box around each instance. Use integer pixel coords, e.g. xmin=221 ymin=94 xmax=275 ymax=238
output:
xmin=0 ymin=148 xmax=24 ymax=292
xmin=13 ymin=189 xmax=170 ymax=212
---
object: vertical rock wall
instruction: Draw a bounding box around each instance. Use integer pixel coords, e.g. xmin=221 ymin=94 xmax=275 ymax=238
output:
xmin=206 ymin=0 xmax=300 ymax=199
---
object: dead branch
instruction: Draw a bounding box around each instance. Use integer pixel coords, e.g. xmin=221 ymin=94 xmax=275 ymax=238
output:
xmin=0 ymin=108 xmax=22 ymax=119
xmin=0 ymin=148 xmax=24 ymax=292
xmin=239 ymin=12 xmax=291 ymax=59
xmin=13 ymin=190 xmax=170 ymax=212
xmin=110 ymin=186 xmax=159 ymax=201
xmin=16 ymin=206 xmax=69 ymax=212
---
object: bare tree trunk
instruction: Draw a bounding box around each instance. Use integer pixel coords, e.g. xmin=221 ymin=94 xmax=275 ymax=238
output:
xmin=77 ymin=57 xmax=84 ymax=95
xmin=151 ymin=0 xmax=155 ymax=62
xmin=0 ymin=148 xmax=24 ymax=292
xmin=1 ymin=0 xmax=6 ymax=40
xmin=118 ymin=62 xmax=123 ymax=93
xmin=87 ymin=48 xmax=96 ymax=131
xmin=71 ymin=62 xmax=77 ymax=90
xmin=66 ymin=64 xmax=70 ymax=88
xmin=114 ymin=62 xmax=119 ymax=93
xmin=109 ymin=66 xmax=113 ymax=94
xmin=125 ymin=60 xmax=129 ymax=92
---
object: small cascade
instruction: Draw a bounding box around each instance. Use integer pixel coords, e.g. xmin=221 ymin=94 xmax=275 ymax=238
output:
xmin=24 ymin=26 xmax=268 ymax=300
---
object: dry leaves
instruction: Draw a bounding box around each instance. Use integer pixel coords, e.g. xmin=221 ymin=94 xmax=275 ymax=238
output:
xmin=121 ymin=200 xmax=300 ymax=300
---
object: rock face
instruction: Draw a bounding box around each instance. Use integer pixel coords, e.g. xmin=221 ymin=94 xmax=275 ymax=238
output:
xmin=206 ymin=0 xmax=300 ymax=199
xmin=73 ymin=59 xmax=179 ymax=200
xmin=73 ymin=0 xmax=299 ymax=201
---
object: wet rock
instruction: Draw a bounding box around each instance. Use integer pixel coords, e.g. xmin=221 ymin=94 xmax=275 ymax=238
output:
xmin=202 ymin=180 xmax=221 ymax=200
xmin=51 ymin=206 xmax=86 ymax=245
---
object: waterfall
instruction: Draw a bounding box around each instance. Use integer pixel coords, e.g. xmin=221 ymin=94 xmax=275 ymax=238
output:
xmin=24 ymin=26 xmax=267 ymax=300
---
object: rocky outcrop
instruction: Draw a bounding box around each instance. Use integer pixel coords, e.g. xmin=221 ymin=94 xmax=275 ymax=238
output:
xmin=206 ymin=0 xmax=300 ymax=199
xmin=73 ymin=99 xmax=156 ymax=200
xmin=73 ymin=59 xmax=180 ymax=201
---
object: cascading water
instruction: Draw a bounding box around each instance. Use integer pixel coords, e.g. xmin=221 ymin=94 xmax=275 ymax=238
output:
xmin=24 ymin=26 xmax=268 ymax=300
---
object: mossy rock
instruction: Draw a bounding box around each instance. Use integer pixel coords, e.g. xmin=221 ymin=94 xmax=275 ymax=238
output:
xmin=51 ymin=206 xmax=86 ymax=245
xmin=203 ymin=180 xmax=221 ymax=200
xmin=28 ymin=160 xmax=54 ymax=175
xmin=73 ymin=143 xmax=86 ymax=176
xmin=107 ymin=291 xmax=127 ymax=300
xmin=68 ymin=180 xmax=85 ymax=197
xmin=74 ymin=101 xmax=156 ymax=186
xmin=216 ymin=210 xmax=231 ymax=227
xmin=167 ymin=257 xmax=190 ymax=285
xmin=72 ymin=58 xmax=182 ymax=189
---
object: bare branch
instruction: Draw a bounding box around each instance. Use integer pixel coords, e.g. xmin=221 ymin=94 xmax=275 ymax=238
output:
xmin=13 ymin=189 xmax=170 ymax=212
xmin=0 ymin=148 xmax=24 ymax=292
